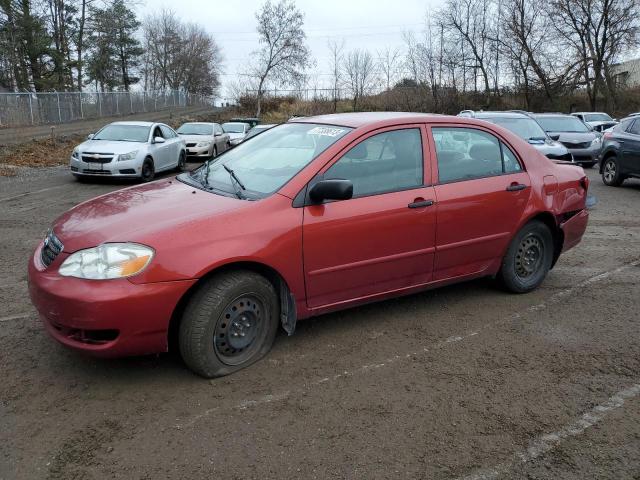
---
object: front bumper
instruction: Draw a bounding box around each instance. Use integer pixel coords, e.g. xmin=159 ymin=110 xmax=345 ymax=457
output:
xmin=566 ymin=145 xmax=601 ymax=164
xmin=28 ymin=245 xmax=196 ymax=357
xmin=70 ymin=156 xmax=142 ymax=177
xmin=186 ymin=145 xmax=212 ymax=157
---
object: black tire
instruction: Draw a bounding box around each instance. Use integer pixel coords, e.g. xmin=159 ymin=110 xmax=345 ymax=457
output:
xmin=211 ymin=145 xmax=217 ymax=159
xmin=140 ymin=157 xmax=155 ymax=182
xmin=498 ymin=220 xmax=554 ymax=293
xmin=179 ymin=270 xmax=279 ymax=378
xmin=176 ymin=151 xmax=186 ymax=172
xmin=601 ymin=155 xmax=624 ymax=186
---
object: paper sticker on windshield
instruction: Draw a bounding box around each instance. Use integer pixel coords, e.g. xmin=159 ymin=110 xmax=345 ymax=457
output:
xmin=307 ymin=127 xmax=346 ymax=137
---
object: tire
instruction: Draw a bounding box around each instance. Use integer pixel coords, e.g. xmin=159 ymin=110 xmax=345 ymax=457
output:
xmin=140 ymin=158 xmax=155 ymax=182
xmin=179 ymin=270 xmax=279 ymax=378
xmin=176 ymin=151 xmax=186 ymax=172
xmin=601 ymin=155 xmax=624 ymax=186
xmin=498 ymin=220 xmax=554 ymax=293
xmin=211 ymin=146 xmax=217 ymax=159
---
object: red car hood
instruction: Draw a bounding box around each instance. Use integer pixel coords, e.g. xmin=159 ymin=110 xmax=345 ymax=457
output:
xmin=53 ymin=179 xmax=246 ymax=253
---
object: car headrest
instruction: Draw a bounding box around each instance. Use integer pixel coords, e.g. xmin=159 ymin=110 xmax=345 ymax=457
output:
xmin=346 ymin=142 xmax=368 ymax=159
xmin=469 ymin=143 xmax=499 ymax=162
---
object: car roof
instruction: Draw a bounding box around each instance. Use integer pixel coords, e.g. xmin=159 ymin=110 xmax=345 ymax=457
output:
xmin=531 ymin=113 xmax=575 ymax=118
xmin=290 ymin=112 xmax=444 ymax=128
xmin=571 ymin=112 xmax=608 ymax=115
xmin=222 ymin=121 xmax=247 ymax=125
xmin=109 ymin=121 xmax=156 ymax=127
xmin=180 ymin=122 xmax=216 ymax=125
xmin=472 ymin=111 xmax=531 ymax=119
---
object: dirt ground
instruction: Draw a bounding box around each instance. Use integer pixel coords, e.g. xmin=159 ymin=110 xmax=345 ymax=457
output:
xmin=0 ymin=166 xmax=639 ymax=480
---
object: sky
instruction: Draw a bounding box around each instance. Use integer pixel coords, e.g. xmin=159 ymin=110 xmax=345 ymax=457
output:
xmin=137 ymin=0 xmax=441 ymax=100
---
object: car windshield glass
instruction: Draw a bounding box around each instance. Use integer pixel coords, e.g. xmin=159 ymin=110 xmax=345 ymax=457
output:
xmin=93 ymin=125 xmax=150 ymax=142
xmin=223 ymin=123 xmax=247 ymax=133
xmin=483 ymin=117 xmax=546 ymax=140
xmin=198 ymin=123 xmax=352 ymax=197
xmin=584 ymin=113 xmax=613 ymax=122
xmin=177 ymin=124 xmax=213 ymax=135
xmin=536 ymin=116 xmax=589 ymax=133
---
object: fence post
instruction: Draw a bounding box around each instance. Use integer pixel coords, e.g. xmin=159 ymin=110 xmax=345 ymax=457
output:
xmin=98 ymin=91 xmax=102 ymax=117
xmin=115 ymin=92 xmax=119 ymax=114
xmin=55 ymin=90 xmax=62 ymax=122
xmin=142 ymin=91 xmax=146 ymax=112
xmin=26 ymin=90 xmax=34 ymax=125
xmin=79 ymin=92 xmax=84 ymax=119
xmin=129 ymin=92 xmax=133 ymax=113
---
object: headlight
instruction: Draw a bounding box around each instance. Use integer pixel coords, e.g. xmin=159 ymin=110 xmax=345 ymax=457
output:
xmin=59 ymin=243 xmax=154 ymax=279
xmin=196 ymin=141 xmax=212 ymax=147
xmin=230 ymin=138 xmax=242 ymax=144
xmin=72 ymin=148 xmax=79 ymax=159
xmin=591 ymin=137 xmax=602 ymax=145
xmin=118 ymin=150 xmax=138 ymax=162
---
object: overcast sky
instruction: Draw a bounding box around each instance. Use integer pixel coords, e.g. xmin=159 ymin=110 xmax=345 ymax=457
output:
xmin=138 ymin=0 xmax=441 ymax=99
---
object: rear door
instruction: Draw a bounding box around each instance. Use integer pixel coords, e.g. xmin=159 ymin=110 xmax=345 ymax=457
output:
xmin=302 ymin=125 xmax=437 ymax=309
xmin=430 ymin=126 xmax=530 ymax=280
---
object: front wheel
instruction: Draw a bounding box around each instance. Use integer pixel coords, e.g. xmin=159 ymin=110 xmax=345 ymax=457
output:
xmin=179 ymin=271 xmax=279 ymax=378
xmin=140 ymin=158 xmax=155 ymax=182
xmin=498 ymin=220 xmax=554 ymax=293
xmin=602 ymin=156 xmax=624 ymax=186
xmin=176 ymin=151 xmax=186 ymax=172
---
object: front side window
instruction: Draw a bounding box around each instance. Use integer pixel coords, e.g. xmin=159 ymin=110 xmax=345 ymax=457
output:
xmin=324 ymin=128 xmax=423 ymax=198
xmin=195 ymin=123 xmax=352 ymax=198
xmin=628 ymin=120 xmax=640 ymax=135
xmin=160 ymin=125 xmax=176 ymax=138
xmin=433 ymin=127 xmax=520 ymax=183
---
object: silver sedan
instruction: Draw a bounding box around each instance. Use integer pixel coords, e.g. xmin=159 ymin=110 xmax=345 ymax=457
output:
xmin=177 ymin=122 xmax=231 ymax=159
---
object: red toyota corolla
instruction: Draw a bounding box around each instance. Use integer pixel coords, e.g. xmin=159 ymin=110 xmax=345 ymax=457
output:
xmin=28 ymin=112 xmax=589 ymax=377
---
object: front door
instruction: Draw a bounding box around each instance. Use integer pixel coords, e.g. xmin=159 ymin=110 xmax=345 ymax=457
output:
xmin=620 ymin=119 xmax=640 ymax=174
xmin=303 ymin=126 xmax=437 ymax=309
xmin=430 ymin=126 xmax=531 ymax=280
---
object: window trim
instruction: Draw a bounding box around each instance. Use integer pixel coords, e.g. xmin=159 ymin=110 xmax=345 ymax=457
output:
xmin=428 ymin=124 xmax=525 ymax=186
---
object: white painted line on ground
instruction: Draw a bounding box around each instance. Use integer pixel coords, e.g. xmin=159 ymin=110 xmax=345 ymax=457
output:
xmin=459 ymin=383 xmax=640 ymax=480
xmin=0 ymin=313 xmax=31 ymax=322
xmin=175 ymin=259 xmax=639 ymax=431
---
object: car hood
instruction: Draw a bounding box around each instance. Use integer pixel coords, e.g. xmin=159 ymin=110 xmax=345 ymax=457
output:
xmin=77 ymin=139 xmax=147 ymax=153
xmin=53 ymin=179 xmax=247 ymax=253
xmin=528 ymin=140 xmax=569 ymax=155
xmin=178 ymin=134 xmax=214 ymax=143
xmin=227 ymin=132 xmax=246 ymax=140
xmin=549 ymin=131 xmax=597 ymax=143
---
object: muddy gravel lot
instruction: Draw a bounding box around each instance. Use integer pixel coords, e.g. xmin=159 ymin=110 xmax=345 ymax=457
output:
xmin=1 ymin=165 xmax=639 ymax=479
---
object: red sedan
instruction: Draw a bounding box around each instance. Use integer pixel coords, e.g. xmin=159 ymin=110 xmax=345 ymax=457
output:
xmin=28 ymin=113 xmax=590 ymax=377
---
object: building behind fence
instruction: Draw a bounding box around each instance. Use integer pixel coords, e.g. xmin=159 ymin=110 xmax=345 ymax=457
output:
xmin=0 ymin=90 xmax=212 ymax=128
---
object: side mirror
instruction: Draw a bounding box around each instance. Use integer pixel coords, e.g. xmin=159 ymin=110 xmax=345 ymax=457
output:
xmin=309 ymin=179 xmax=353 ymax=203
xmin=153 ymin=136 xmax=165 ymax=144
xmin=87 ymin=133 xmax=94 ymax=140
xmin=549 ymin=133 xmax=561 ymax=141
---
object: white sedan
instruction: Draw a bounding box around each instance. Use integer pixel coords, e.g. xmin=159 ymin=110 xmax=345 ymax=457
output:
xmin=70 ymin=121 xmax=186 ymax=182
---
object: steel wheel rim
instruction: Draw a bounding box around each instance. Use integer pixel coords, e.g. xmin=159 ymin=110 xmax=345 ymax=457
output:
xmin=213 ymin=294 xmax=265 ymax=366
xmin=515 ymin=234 xmax=544 ymax=279
xmin=604 ymin=160 xmax=616 ymax=183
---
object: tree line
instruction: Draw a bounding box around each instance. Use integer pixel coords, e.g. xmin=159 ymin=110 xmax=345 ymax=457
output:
xmin=0 ymin=0 xmax=222 ymax=95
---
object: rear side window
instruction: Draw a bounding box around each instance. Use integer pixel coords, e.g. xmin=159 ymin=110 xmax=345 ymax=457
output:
xmin=325 ymin=128 xmax=423 ymax=198
xmin=432 ymin=127 xmax=521 ymax=183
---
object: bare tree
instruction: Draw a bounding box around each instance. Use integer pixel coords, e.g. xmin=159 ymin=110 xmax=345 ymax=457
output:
xmin=377 ymin=46 xmax=402 ymax=90
xmin=343 ymin=48 xmax=376 ymax=110
xmin=327 ymin=38 xmax=344 ymax=111
xmin=250 ymin=0 xmax=312 ymax=117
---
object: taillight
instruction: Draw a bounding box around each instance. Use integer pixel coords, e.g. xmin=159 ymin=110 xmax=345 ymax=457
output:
xmin=580 ymin=175 xmax=589 ymax=191
xmin=603 ymin=132 xmax=612 ymax=140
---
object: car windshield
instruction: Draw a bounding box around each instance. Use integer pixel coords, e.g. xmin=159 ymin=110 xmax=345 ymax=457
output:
xmin=177 ymin=124 xmax=213 ymax=135
xmin=92 ymin=125 xmax=150 ymax=142
xmin=536 ymin=116 xmax=589 ymax=133
xmin=584 ymin=113 xmax=613 ymax=122
xmin=195 ymin=123 xmax=352 ymax=197
xmin=223 ymin=123 xmax=247 ymax=133
xmin=482 ymin=116 xmax=547 ymax=140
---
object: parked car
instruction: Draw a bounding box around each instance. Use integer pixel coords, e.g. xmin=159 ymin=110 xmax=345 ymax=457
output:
xmin=598 ymin=116 xmax=640 ymax=186
xmin=532 ymin=113 xmax=602 ymax=167
xmin=177 ymin=122 xmax=230 ymax=159
xmin=222 ymin=122 xmax=252 ymax=146
xmin=570 ymin=112 xmax=618 ymax=132
xmin=30 ymin=112 xmax=589 ymax=378
xmin=242 ymin=123 xmax=277 ymax=142
xmin=70 ymin=121 xmax=186 ymax=182
xmin=230 ymin=117 xmax=261 ymax=129
xmin=458 ymin=110 xmax=574 ymax=161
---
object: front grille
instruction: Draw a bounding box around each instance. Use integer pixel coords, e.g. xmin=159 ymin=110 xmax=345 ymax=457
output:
xmin=81 ymin=152 xmax=114 ymax=163
xmin=186 ymin=142 xmax=197 ymax=148
xmin=40 ymin=230 xmax=63 ymax=268
xmin=561 ymin=141 xmax=591 ymax=149
xmin=82 ymin=169 xmax=112 ymax=175
xmin=546 ymin=152 xmax=573 ymax=162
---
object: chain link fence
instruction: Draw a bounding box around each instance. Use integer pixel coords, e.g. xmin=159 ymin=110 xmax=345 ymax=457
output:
xmin=0 ymin=90 xmax=212 ymax=128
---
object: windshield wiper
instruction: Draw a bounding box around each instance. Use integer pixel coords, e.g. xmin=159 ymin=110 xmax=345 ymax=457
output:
xmin=223 ymin=164 xmax=247 ymax=199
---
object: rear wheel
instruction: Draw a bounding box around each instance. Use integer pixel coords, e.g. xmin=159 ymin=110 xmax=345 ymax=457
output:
xmin=179 ymin=270 xmax=279 ymax=378
xmin=602 ymin=156 xmax=624 ymax=186
xmin=498 ymin=220 xmax=554 ymax=293
xmin=140 ymin=158 xmax=155 ymax=182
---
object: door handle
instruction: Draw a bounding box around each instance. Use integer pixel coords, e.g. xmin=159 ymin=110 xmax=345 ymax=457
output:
xmin=408 ymin=199 xmax=435 ymax=208
xmin=506 ymin=183 xmax=528 ymax=192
